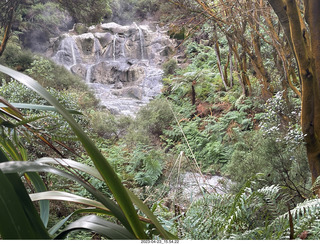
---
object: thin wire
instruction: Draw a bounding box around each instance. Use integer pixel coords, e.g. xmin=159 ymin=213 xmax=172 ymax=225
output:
xmin=166 ymin=97 xmax=204 ymax=177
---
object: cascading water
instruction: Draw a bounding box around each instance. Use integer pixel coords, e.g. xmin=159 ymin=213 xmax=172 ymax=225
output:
xmin=134 ymin=22 xmax=145 ymax=60
xmin=49 ymin=22 xmax=175 ymax=116
xmin=53 ymin=35 xmax=81 ymax=69
xmin=113 ymin=34 xmax=118 ymax=61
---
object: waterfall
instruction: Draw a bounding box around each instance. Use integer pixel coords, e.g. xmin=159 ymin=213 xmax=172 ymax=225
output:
xmin=52 ymin=35 xmax=80 ymax=70
xmin=120 ymin=36 xmax=126 ymax=59
xmin=70 ymin=38 xmax=77 ymax=67
xmin=85 ymin=64 xmax=94 ymax=83
xmin=50 ymin=22 xmax=174 ymax=116
xmin=93 ymin=38 xmax=101 ymax=62
xmin=113 ymin=34 xmax=118 ymax=61
xmin=134 ymin=22 xmax=145 ymax=60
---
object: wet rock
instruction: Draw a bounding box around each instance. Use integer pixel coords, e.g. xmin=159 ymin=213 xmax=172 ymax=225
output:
xmin=49 ymin=21 xmax=175 ymax=115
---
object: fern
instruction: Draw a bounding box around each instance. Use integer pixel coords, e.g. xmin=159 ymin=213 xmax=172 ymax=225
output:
xmin=269 ymin=198 xmax=320 ymax=239
xmin=129 ymin=145 xmax=165 ymax=186
xmin=180 ymin=176 xmax=295 ymax=240
xmin=181 ymin=193 xmax=233 ymax=239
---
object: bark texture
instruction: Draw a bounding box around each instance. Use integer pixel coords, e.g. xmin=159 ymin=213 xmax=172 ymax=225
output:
xmin=268 ymin=0 xmax=320 ymax=185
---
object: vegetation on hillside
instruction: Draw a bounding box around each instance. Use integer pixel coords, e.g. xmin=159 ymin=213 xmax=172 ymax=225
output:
xmin=1 ymin=0 xmax=320 ymax=241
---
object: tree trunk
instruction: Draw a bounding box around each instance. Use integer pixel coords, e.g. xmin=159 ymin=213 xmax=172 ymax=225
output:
xmin=213 ymin=27 xmax=228 ymax=90
xmin=269 ymin=0 xmax=320 ymax=186
xmin=305 ymin=0 xmax=320 ymax=185
xmin=0 ymin=7 xmax=14 ymax=57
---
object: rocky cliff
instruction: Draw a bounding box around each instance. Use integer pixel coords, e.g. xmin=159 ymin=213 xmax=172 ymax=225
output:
xmin=48 ymin=22 xmax=175 ymax=116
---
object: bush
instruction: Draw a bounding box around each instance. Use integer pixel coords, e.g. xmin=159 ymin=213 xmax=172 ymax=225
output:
xmin=0 ymin=43 xmax=34 ymax=72
xmin=0 ymin=79 xmax=87 ymax=158
xmin=125 ymin=97 xmax=174 ymax=145
xmin=88 ymin=110 xmax=133 ymax=140
xmin=226 ymin=130 xmax=310 ymax=201
xmin=163 ymin=59 xmax=178 ymax=76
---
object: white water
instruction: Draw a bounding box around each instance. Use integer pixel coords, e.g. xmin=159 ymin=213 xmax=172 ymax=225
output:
xmin=113 ymin=34 xmax=118 ymax=61
xmin=134 ymin=22 xmax=145 ymax=60
xmin=85 ymin=64 xmax=95 ymax=83
xmin=50 ymin=22 xmax=174 ymax=116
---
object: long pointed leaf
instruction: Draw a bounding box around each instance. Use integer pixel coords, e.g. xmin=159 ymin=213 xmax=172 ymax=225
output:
xmin=26 ymin=172 xmax=50 ymax=227
xmin=0 ymin=170 xmax=50 ymax=239
xmin=0 ymin=64 xmax=147 ymax=238
xmin=48 ymin=208 xmax=112 ymax=236
xmin=0 ymin=103 xmax=82 ymax=115
xmin=30 ymin=191 xmax=110 ymax=211
xmin=37 ymin=157 xmax=103 ymax=180
xmin=55 ymin=215 xmax=136 ymax=240
xmin=39 ymin=158 xmax=177 ymax=239
xmin=0 ymin=160 xmax=130 ymax=231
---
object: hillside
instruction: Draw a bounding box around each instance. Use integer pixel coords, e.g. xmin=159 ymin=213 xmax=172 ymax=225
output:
xmin=0 ymin=0 xmax=319 ymax=240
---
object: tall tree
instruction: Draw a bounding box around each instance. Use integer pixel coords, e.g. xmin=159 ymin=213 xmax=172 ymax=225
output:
xmin=0 ymin=0 xmax=20 ymax=56
xmin=268 ymin=0 xmax=320 ymax=188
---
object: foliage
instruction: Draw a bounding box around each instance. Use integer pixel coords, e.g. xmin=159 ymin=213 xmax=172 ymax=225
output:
xmin=227 ymin=91 xmax=310 ymax=201
xmin=57 ymin=0 xmax=112 ymax=25
xmin=18 ymin=1 xmax=72 ymax=52
xmin=162 ymin=96 xmax=254 ymax=173
xmin=129 ymin=144 xmax=165 ymax=186
xmin=0 ymin=64 xmax=176 ymax=240
xmin=162 ymin=58 xmax=178 ymax=76
xmin=180 ymin=175 xmax=300 ymax=240
xmin=25 ymin=55 xmax=95 ymax=93
xmin=125 ymin=98 xmax=174 ymax=146
xmin=87 ymin=110 xmax=132 ymax=140
xmin=0 ymin=43 xmax=34 ymax=72
xmin=0 ymin=78 xmax=88 ymax=158
xmin=110 ymin=0 xmax=161 ymax=24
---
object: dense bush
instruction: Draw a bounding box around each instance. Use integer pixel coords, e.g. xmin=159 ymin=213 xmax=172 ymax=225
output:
xmin=0 ymin=43 xmax=34 ymax=72
xmin=226 ymin=91 xmax=310 ymax=201
xmin=162 ymin=58 xmax=178 ymax=76
xmin=0 ymin=79 xmax=88 ymax=158
xmin=125 ymin=97 xmax=174 ymax=146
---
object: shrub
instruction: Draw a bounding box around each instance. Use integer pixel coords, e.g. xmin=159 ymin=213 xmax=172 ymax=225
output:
xmin=163 ymin=58 xmax=178 ymax=76
xmin=0 ymin=43 xmax=34 ymax=72
xmin=0 ymin=79 xmax=86 ymax=158
xmin=125 ymin=98 xmax=174 ymax=145
xmin=227 ymin=129 xmax=310 ymax=201
xmin=88 ymin=110 xmax=133 ymax=140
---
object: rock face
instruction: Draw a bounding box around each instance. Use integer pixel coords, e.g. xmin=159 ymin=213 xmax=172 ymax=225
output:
xmin=49 ymin=22 xmax=175 ymax=116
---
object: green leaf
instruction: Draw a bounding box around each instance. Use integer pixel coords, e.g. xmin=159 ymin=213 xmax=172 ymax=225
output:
xmin=0 ymin=170 xmax=50 ymax=239
xmin=40 ymin=158 xmax=177 ymax=239
xmin=30 ymin=191 xmax=111 ymax=212
xmin=55 ymin=215 xmax=136 ymax=240
xmin=0 ymin=64 xmax=147 ymax=239
xmin=0 ymin=103 xmax=83 ymax=115
xmin=26 ymin=172 xmax=50 ymax=228
xmin=37 ymin=157 xmax=103 ymax=180
xmin=39 ymin=158 xmax=176 ymax=239
xmin=48 ymin=208 xmax=112 ymax=236
xmin=0 ymin=160 xmax=127 ymax=229
xmin=127 ymin=190 xmax=178 ymax=239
